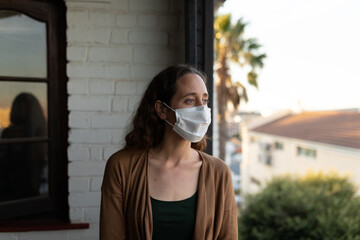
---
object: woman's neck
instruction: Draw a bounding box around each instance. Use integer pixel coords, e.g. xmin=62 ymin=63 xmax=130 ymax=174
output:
xmin=150 ymin=132 xmax=195 ymax=166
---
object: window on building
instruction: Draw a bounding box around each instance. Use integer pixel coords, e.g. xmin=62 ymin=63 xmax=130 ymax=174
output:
xmin=0 ymin=0 xmax=68 ymax=223
xmin=275 ymin=141 xmax=283 ymax=150
xmin=258 ymin=142 xmax=272 ymax=166
xmin=297 ymin=146 xmax=317 ymax=158
xmin=250 ymin=176 xmax=261 ymax=186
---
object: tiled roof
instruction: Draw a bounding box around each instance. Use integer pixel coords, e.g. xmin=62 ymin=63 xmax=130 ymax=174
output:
xmin=251 ymin=111 xmax=360 ymax=149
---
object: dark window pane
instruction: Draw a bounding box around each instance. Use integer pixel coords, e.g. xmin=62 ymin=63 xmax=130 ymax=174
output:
xmin=0 ymin=10 xmax=47 ymax=78
xmin=0 ymin=142 xmax=48 ymax=202
xmin=0 ymin=82 xmax=47 ymax=137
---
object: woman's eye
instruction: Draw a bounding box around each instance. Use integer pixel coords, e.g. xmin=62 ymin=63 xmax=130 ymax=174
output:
xmin=203 ymin=99 xmax=209 ymax=105
xmin=185 ymin=99 xmax=195 ymax=104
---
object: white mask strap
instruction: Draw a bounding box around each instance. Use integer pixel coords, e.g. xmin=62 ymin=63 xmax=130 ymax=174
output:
xmin=161 ymin=102 xmax=175 ymax=127
xmin=164 ymin=119 xmax=174 ymax=127
xmin=162 ymin=102 xmax=175 ymax=112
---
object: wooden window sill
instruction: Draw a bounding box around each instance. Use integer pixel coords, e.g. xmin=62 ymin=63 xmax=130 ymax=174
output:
xmin=0 ymin=221 xmax=89 ymax=232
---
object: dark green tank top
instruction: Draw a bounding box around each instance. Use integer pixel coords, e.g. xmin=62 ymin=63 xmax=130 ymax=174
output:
xmin=151 ymin=192 xmax=197 ymax=240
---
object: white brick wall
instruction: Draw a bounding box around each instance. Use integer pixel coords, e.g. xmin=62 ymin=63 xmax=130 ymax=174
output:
xmin=0 ymin=0 xmax=185 ymax=239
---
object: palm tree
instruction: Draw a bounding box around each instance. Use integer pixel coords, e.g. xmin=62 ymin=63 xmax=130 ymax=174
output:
xmin=215 ymin=14 xmax=266 ymax=161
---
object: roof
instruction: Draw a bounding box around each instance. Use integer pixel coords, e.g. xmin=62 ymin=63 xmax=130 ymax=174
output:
xmin=251 ymin=111 xmax=360 ymax=149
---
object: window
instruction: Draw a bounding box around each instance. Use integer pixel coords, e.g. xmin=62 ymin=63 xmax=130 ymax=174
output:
xmin=250 ymin=176 xmax=261 ymax=186
xmin=297 ymin=146 xmax=317 ymax=158
xmin=0 ymin=0 xmax=68 ymax=223
xmin=258 ymin=142 xmax=272 ymax=166
xmin=275 ymin=141 xmax=283 ymax=150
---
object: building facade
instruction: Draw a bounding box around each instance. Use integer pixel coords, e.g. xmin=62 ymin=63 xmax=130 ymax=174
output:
xmin=241 ymin=110 xmax=360 ymax=195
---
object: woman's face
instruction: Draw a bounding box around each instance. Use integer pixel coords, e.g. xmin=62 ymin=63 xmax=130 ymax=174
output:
xmin=170 ymin=73 xmax=209 ymax=109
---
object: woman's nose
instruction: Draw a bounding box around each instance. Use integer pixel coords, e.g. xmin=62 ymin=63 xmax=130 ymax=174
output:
xmin=195 ymin=99 xmax=204 ymax=107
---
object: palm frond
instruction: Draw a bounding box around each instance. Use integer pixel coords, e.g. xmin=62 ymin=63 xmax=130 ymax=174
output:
xmin=236 ymin=82 xmax=249 ymax=103
xmin=250 ymin=53 xmax=266 ymax=68
xmin=214 ymin=14 xmax=231 ymax=34
xmin=231 ymin=18 xmax=247 ymax=38
xmin=247 ymin=71 xmax=258 ymax=88
xmin=215 ymin=13 xmax=265 ymax=106
xmin=245 ymin=38 xmax=262 ymax=51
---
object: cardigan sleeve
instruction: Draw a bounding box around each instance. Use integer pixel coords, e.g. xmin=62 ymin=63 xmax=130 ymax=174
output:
xmin=218 ymin=166 xmax=238 ymax=240
xmin=100 ymin=155 xmax=126 ymax=240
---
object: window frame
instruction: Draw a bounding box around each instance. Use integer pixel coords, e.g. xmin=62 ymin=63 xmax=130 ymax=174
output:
xmin=0 ymin=0 xmax=68 ymax=223
xmin=185 ymin=0 xmax=214 ymax=154
xmin=297 ymin=146 xmax=317 ymax=158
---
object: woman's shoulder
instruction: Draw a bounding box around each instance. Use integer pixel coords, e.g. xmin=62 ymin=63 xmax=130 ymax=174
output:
xmin=105 ymin=148 xmax=146 ymax=170
xmin=198 ymin=151 xmax=234 ymax=196
xmin=198 ymin=151 xmax=231 ymax=174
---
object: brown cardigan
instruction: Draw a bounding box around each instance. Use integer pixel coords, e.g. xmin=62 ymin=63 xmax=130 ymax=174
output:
xmin=100 ymin=149 xmax=238 ymax=240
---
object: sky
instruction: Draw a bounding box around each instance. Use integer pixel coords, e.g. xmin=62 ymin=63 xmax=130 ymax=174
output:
xmin=217 ymin=0 xmax=360 ymax=116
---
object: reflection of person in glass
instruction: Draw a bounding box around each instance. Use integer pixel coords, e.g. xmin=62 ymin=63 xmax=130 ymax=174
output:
xmin=0 ymin=93 xmax=46 ymax=202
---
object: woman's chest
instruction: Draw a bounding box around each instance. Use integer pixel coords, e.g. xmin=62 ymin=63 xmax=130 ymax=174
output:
xmin=148 ymin=162 xmax=201 ymax=201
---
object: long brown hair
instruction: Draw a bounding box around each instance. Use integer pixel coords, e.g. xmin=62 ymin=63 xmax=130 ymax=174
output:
xmin=124 ymin=64 xmax=208 ymax=151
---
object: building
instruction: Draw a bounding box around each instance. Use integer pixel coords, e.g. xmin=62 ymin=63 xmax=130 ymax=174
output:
xmin=0 ymin=0 xmax=217 ymax=239
xmin=241 ymin=110 xmax=360 ymax=195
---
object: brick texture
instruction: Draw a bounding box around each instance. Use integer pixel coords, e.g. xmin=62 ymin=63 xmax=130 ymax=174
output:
xmin=1 ymin=0 xmax=185 ymax=239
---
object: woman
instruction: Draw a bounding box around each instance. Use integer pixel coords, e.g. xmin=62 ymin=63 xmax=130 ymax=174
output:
xmin=100 ymin=65 xmax=238 ymax=239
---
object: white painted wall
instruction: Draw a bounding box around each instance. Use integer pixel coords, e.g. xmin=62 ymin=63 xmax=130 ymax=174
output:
xmin=241 ymin=124 xmax=360 ymax=196
xmin=1 ymin=0 xmax=185 ymax=239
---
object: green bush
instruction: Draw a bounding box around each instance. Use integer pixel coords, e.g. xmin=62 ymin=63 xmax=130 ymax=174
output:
xmin=238 ymin=172 xmax=360 ymax=240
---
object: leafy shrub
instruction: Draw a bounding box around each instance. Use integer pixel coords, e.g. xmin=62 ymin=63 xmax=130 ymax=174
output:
xmin=238 ymin=172 xmax=360 ymax=240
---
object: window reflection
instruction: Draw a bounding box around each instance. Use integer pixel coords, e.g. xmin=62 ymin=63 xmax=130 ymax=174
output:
xmin=0 ymin=93 xmax=48 ymax=202
xmin=0 ymin=81 xmax=47 ymax=135
xmin=3 ymin=93 xmax=47 ymax=138
xmin=0 ymin=10 xmax=47 ymax=78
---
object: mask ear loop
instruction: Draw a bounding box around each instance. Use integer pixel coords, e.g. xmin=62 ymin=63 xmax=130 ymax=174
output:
xmin=161 ymin=102 xmax=175 ymax=127
xmin=162 ymin=102 xmax=175 ymax=112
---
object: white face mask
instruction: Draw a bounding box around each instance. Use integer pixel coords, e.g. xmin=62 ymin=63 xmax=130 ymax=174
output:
xmin=162 ymin=102 xmax=211 ymax=143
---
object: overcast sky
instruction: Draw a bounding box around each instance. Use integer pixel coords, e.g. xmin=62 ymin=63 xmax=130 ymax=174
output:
xmin=218 ymin=0 xmax=360 ymax=116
